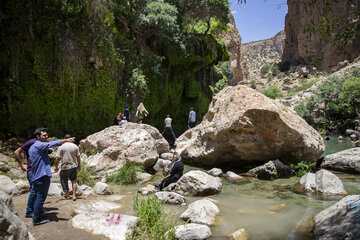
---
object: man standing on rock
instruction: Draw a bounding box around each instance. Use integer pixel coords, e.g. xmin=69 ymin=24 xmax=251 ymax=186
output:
xmin=29 ymin=128 xmax=74 ymax=226
xmin=14 ymin=137 xmax=36 ymax=218
xmin=54 ymin=134 xmax=81 ymax=201
xmin=161 ymin=114 xmax=176 ymax=142
xmin=188 ymin=107 xmax=196 ymax=128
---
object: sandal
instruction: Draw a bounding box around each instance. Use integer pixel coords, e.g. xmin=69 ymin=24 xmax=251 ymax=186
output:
xmin=60 ymin=196 xmax=71 ymax=200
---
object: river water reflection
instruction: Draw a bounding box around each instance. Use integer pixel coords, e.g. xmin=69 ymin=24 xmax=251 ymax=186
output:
xmin=111 ymin=136 xmax=359 ymax=240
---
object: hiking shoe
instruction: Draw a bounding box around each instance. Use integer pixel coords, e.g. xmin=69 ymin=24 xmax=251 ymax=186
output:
xmin=33 ymin=218 xmax=50 ymax=226
xmin=25 ymin=212 xmax=33 ymax=218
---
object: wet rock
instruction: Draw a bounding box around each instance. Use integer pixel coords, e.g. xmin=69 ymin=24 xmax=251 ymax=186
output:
xmin=321 ymin=148 xmax=360 ymax=173
xmin=228 ymin=228 xmax=249 ymax=240
xmin=314 ymin=195 xmax=360 ymax=240
xmin=268 ymin=203 xmax=288 ymax=211
xmin=174 ymin=223 xmax=212 ymax=240
xmin=273 ymin=184 xmax=292 ymax=191
xmin=287 ymin=217 xmax=314 ymax=240
xmin=208 ymin=168 xmax=223 ymax=177
xmin=79 ymin=185 xmax=94 ymax=197
xmin=138 ymin=184 xmax=157 ymax=196
xmin=94 ymin=182 xmax=112 ymax=195
xmin=0 ymin=191 xmax=29 ymax=240
xmin=180 ymin=198 xmax=220 ymax=226
xmin=246 ymin=159 xmax=293 ymax=180
xmin=296 ymin=169 xmax=347 ymax=195
xmin=79 ymin=124 xmax=170 ymax=177
xmin=346 ymin=129 xmax=360 ymax=139
xmin=175 ymin=86 xmax=324 ymax=166
xmin=225 ymin=171 xmax=250 ymax=184
xmin=252 ymin=184 xmax=274 ymax=191
xmin=155 ymin=191 xmax=186 ymax=205
xmin=0 ymin=175 xmax=17 ymax=195
xmin=164 ymin=170 xmax=222 ymax=197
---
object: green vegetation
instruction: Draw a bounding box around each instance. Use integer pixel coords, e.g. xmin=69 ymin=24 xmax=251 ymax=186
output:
xmin=262 ymin=85 xmax=284 ymax=99
xmin=210 ymin=76 xmax=228 ymax=95
xmin=106 ymin=160 xmax=143 ymax=185
xmin=288 ymin=78 xmax=320 ymax=97
xmin=250 ymin=80 xmax=256 ymax=89
xmin=0 ymin=0 xmax=232 ymax=139
xmin=216 ymin=61 xmax=234 ymax=80
xmin=127 ymin=195 xmax=177 ymax=240
xmin=290 ymin=161 xmax=316 ymax=177
xmin=294 ymin=67 xmax=360 ymax=131
xmin=260 ymin=64 xmax=270 ymax=78
xmin=77 ymin=164 xmax=96 ymax=186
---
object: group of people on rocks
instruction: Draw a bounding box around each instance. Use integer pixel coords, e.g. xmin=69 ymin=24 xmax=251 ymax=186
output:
xmin=324 ymin=119 xmax=360 ymax=145
xmin=14 ymin=128 xmax=80 ymax=226
xmin=114 ymin=103 xmax=197 ymax=143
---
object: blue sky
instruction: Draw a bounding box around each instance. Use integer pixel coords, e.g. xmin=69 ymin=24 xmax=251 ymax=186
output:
xmin=229 ymin=0 xmax=288 ymax=43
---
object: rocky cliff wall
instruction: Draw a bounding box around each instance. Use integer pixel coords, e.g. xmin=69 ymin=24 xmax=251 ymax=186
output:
xmin=220 ymin=13 xmax=246 ymax=85
xmin=283 ymin=0 xmax=360 ymax=71
xmin=242 ymin=30 xmax=285 ymax=80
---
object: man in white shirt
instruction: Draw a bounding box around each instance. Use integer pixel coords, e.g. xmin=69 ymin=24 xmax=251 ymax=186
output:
xmin=162 ymin=114 xmax=176 ymax=141
xmin=54 ymin=134 xmax=81 ymax=201
xmin=188 ymin=107 xmax=196 ymax=128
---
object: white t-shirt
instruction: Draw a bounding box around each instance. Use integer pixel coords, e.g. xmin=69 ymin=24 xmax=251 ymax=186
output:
xmin=165 ymin=117 xmax=172 ymax=127
xmin=56 ymin=142 xmax=80 ymax=170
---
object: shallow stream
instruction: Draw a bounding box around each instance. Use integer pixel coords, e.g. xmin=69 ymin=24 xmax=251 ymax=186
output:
xmin=110 ymin=135 xmax=359 ymax=240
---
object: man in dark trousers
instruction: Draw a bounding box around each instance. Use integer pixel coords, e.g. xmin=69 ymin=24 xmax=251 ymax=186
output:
xmin=188 ymin=107 xmax=196 ymax=128
xmin=29 ymin=128 xmax=74 ymax=226
xmin=156 ymin=151 xmax=184 ymax=191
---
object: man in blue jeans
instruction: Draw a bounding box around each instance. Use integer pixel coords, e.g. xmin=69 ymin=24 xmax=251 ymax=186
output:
xmin=14 ymin=137 xmax=36 ymax=218
xmin=29 ymin=128 xmax=75 ymax=226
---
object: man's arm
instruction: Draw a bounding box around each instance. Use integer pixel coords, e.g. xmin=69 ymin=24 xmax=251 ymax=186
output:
xmin=76 ymin=156 xmax=81 ymax=171
xmin=54 ymin=157 xmax=61 ymax=173
xmin=14 ymin=147 xmax=27 ymax=171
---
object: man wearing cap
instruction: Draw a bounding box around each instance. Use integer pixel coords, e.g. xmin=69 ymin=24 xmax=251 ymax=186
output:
xmin=29 ymin=128 xmax=75 ymax=226
xmin=54 ymin=134 xmax=81 ymax=201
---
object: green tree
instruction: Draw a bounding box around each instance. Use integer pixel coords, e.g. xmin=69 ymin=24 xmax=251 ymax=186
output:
xmin=262 ymin=85 xmax=284 ymax=99
xmin=260 ymin=64 xmax=270 ymax=78
xmin=339 ymin=77 xmax=360 ymax=118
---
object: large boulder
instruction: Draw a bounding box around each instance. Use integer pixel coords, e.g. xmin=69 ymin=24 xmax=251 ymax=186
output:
xmin=164 ymin=170 xmax=222 ymax=197
xmin=295 ymin=169 xmax=347 ymax=195
xmin=175 ymin=86 xmax=324 ymax=166
xmin=80 ymin=124 xmax=170 ymax=176
xmin=321 ymin=147 xmax=360 ymax=173
xmin=314 ymin=195 xmax=360 ymax=240
xmin=0 ymin=191 xmax=29 ymax=240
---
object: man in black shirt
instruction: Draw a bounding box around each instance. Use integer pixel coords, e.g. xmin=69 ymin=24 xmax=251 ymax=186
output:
xmin=156 ymin=152 xmax=184 ymax=191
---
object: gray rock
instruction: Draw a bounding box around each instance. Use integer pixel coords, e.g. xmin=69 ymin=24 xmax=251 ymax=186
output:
xmin=175 ymin=86 xmax=324 ymax=166
xmin=14 ymin=180 xmax=29 ymax=195
xmin=79 ymin=185 xmax=94 ymax=197
xmin=47 ymin=183 xmax=63 ymax=197
xmin=297 ymin=169 xmax=347 ymax=195
xmin=0 ymin=191 xmax=29 ymax=240
xmin=0 ymin=175 xmax=17 ymax=195
xmin=138 ymin=184 xmax=157 ymax=196
xmin=247 ymin=159 xmax=293 ymax=180
xmin=79 ymin=123 xmax=170 ymax=177
xmin=225 ymin=171 xmax=250 ymax=184
xmin=208 ymin=168 xmax=223 ymax=177
xmin=136 ymin=172 xmax=152 ymax=182
xmin=155 ymin=191 xmax=186 ymax=204
xmin=94 ymin=182 xmax=112 ymax=195
xmin=229 ymin=228 xmax=250 ymax=240
xmin=174 ymin=223 xmax=211 ymax=240
xmin=153 ymin=159 xmax=172 ymax=172
xmin=321 ymin=147 xmax=360 ymax=173
xmin=180 ymin=198 xmax=220 ymax=226
xmin=314 ymin=195 xmax=360 ymax=240
xmin=345 ymin=129 xmax=360 ymax=138
xmin=164 ymin=170 xmax=222 ymax=197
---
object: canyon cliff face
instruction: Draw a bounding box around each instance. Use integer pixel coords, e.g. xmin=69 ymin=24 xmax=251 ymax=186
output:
xmin=242 ymin=30 xmax=285 ymax=80
xmin=283 ymin=0 xmax=360 ymax=71
xmin=220 ymin=13 xmax=246 ymax=85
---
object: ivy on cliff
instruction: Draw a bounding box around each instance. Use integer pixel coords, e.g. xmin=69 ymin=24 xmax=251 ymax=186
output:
xmin=0 ymin=0 xmax=231 ymax=139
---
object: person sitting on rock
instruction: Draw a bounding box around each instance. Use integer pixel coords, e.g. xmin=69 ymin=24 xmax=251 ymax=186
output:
xmin=119 ymin=116 xmax=128 ymax=125
xmin=113 ymin=113 xmax=122 ymax=125
xmin=155 ymin=151 xmax=183 ymax=191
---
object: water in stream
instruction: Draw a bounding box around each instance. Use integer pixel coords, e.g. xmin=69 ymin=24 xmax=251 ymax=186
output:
xmin=110 ymin=135 xmax=359 ymax=240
